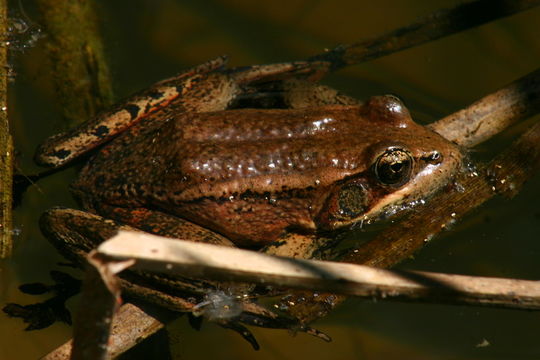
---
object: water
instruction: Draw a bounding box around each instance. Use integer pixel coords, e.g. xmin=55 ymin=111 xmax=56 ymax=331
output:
xmin=2 ymin=0 xmax=540 ymax=358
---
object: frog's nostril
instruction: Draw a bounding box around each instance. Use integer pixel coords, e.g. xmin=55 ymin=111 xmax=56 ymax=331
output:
xmin=422 ymin=151 xmax=443 ymax=165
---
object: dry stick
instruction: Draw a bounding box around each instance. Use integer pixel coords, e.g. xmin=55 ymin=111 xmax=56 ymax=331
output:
xmin=429 ymin=68 xmax=540 ymax=147
xmin=309 ymin=0 xmax=540 ymax=69
xmin=0 ymin=0 xmax=12 ymax=258
xmin=96 ymin=232 xmax=540 ymax=311
xmin=42 ymin=303 xmax=168 ymax=360
xmin=42 ymin=253 xmax=175 ymax=360
xmin=70 ymin=256 xmax=132 ymax=360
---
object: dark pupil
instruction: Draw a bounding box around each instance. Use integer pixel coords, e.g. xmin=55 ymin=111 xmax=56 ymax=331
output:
xmin=390 ymin=162 xmax=403 ymax=172
xmin=376 ymin=149 xmax=412 ymax=186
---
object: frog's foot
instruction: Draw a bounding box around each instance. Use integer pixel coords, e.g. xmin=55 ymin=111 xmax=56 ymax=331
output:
xmin=206 ymin=315 xmax=330 ymax=351
xmin=190 ymin=299 xmax=331 ymax=350
xmin=2 ymin=270 xmax=81 ymax=330
xmin=237 ymin=303 xmax=332 ymax=342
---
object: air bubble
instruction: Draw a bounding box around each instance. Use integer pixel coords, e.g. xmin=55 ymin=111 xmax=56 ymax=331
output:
xmin=6 ymin=17 xmax=42 ymax=52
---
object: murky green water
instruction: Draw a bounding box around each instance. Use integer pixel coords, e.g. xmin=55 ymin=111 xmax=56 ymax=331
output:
xmin=2 ymin=0 xmax=540 ymax=358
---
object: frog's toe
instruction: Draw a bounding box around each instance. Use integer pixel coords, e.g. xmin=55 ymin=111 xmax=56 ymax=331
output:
xmin=218 ymin=320 xmax=260 ymax=351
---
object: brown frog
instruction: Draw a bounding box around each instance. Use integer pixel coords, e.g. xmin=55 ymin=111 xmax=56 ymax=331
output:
xmin=34 ymin=57 xmax=463 ymax=339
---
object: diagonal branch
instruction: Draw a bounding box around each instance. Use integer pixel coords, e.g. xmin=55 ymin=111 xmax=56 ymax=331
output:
xmin=308 ymin=0 xmax=540 ymax=70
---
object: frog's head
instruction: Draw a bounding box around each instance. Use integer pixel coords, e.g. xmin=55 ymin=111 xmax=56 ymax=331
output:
xmin=315 ymin=95 xmax=464 ymax=231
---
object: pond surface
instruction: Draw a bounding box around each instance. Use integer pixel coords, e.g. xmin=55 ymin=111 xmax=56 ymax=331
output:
xmin=2 ymin=0 xmax=540 ymax=359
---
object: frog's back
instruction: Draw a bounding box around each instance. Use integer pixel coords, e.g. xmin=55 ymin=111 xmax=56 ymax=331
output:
xmin=74 ymin=105 xmax=366 ymax=202
xmin=167 ymin=105 xmax=391 ymax=199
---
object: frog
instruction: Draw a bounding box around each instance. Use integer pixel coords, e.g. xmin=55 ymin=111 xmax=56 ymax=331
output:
xmin=33 ymin=56 xmax=463 ymax=344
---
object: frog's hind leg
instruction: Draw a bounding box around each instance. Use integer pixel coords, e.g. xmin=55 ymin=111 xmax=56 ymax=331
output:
xmin=39 ymin=207 xmax=127 ymax=265
xmin=39 ymin=207 xmax=225 ymax=308
xmin=35 ymin=57 xmax=230 ymax=168
xmin=228 ymin=60 xmax=330 ymax=85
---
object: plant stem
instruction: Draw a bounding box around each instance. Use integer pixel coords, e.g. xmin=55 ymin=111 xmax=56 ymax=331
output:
xmin=0 ymin=0 xmax=12 ymax=258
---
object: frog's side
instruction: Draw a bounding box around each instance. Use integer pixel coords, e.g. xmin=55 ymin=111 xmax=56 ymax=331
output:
xmin=71 ymin=97 xmax=462 ymax=247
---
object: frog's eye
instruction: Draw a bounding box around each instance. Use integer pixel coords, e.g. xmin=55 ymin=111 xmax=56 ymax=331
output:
xmin=374 ymin=148 xmax=413 ymax=186
xmin=335 ymin=183 xmax=368 ymax=220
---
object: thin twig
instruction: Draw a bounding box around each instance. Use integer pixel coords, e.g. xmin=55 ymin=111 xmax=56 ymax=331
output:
xmin=0 ymin=0 xmax=12 ymax=258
